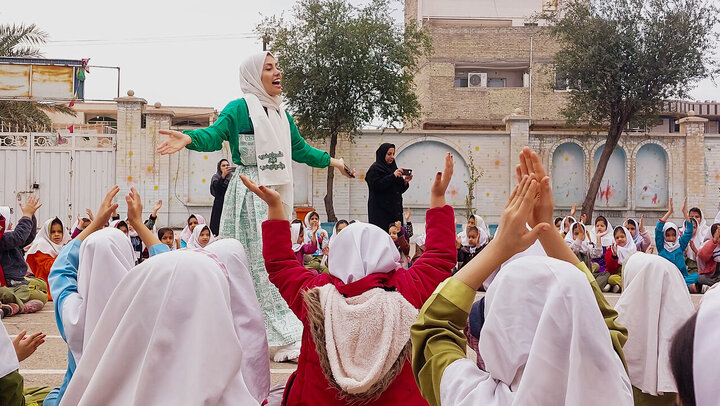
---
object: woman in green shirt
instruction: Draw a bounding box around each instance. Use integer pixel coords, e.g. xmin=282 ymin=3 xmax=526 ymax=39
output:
xmin=157 ymin=52 xmax=353 ymax=360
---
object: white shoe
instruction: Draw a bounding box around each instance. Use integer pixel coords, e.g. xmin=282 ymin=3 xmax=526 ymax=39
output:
xmin=273 ymin=341 xmax=301 ymax=362
xmin=602 ymin=284 xmax=611 ymax=292
xmin=611 ymin=285 xmax=621 ymax=293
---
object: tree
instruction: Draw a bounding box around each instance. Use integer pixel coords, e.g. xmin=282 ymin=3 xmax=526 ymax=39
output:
xmin=546 ymin=0 xmax=717 ymax=221
xmin=257 ymin=0 xmax=431 ymax=221
xmin=0 ymin=23 xmax=75 ymax=129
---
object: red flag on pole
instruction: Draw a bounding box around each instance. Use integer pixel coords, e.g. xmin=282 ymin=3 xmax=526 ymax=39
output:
xmin=68 ymin=125 xmax=74 ymax=134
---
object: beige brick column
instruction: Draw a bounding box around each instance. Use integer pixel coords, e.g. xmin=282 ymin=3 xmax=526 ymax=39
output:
xmin=504 ymin=108 xmax=531 ymax=193
xmin=679 ymin=111 xmax=707 ymax=210
xmin=144 ymin=102 xmax=175 ymax=221
xmin=114 ymin=90 xmax=147 ymax=211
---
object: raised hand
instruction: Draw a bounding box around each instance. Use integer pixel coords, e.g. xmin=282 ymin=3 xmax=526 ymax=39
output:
xmin=85 ymin=208 xmax=94 ymax=221
xmin=152 ymin=200 xmax=163 ymax=217
xmin=682 ymin=197 xmax=689 ymax=222
xmin=494 ymin=175 xmax=549 ymax=259
xmin=516 ymin=147 xmax=554 ymax=226
xmin=639 ymin=215 xmax=644 ymax=231
xmin=405 ymin=208 xmax=412 ymax=222
xmin=20 ymin=195 xmax=41 ymax=218
xmin=239 ymin=174 xmax=285 ymax=220
xmin=78 ymin=186 xmax=120 ymax=241
xmin=430 ymin=153 xmax=454 ymax=209
xmin=157 ymin=129 xmax=192 ymax=155
xmin=126 ymin=187 xmax=144 ymax=226
xmin=13 ymin=330 xmax=45 ymax=362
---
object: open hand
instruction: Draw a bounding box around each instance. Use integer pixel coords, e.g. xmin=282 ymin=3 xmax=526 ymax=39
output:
xmin=95 ymin=186 xmax=120 ymax=226
xmin=668 ymin=198 xmax=674 ymax=215
xmin=85 ymin=208 xmax=94 ymax=221
xmin=494 ymin=175 xmax=550 ymax=260
xmin=153 ymin=200 xmax=163 ymax=214
xmin=405 ymin=208 xmax=411 ymax=222
xmin=516 ymin=147 xmax=553 ymax=226
xmin=430 ymin=153 xmax=454 ymax=207
xmin=240 ymin=174 xmax=281 ymax=205
xmin=20 ymin=195 xmax=41 ymax=218
xmin=13 ymin=330 xmax=45 ymax=362
xmin=157 ymin=130 xmax=192 ymax=155
xmin=125 ymin=187 xmax=144 ymax=226
xmin=639 ymin=215 xmax=644 ymax=231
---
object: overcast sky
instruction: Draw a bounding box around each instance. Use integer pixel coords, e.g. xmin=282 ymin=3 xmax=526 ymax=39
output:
xmin=1 ymin=0 xmax=718 ymax=111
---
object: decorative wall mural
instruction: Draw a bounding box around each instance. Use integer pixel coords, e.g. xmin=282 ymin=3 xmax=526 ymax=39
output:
xmin=635 ymin=143 xmax=668 ymax=208
xmin=551 ymin=142 xmax=585 ymax=207
xmin=594 ymin=146 xmax=627 ymax=207
xmin=395 ymin=141 xmax=470 ymax=207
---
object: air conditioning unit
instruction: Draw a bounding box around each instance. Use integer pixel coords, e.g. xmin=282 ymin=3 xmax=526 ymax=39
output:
xmin=468 ymin=72 xmax=487 ymax=88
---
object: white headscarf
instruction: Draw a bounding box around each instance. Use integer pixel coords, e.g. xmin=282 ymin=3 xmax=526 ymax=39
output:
xmin=0 ymin=206 xmax=13 ymax=229
xmin=694 ymin=285 xmax=720 ymax=406
xmin=615 ymin=253 xmax=695 ymax=396
xmin=482 ymin=229 xmax=547 ymax=291
xmin=26 ymin=217 xmax=70 ymax=257
xmin=591 ymin=217 xmax=614 ymax=247
xmin=458 ymin=215 xmax=490 ymax=247
xmin=565 ymin=222 xmax=593 ymax=253
xmin=662 ymin=222 xmax=681 ymax=253
xmin=613 ymin=226 xmax=637 ymax=265
xmin=561 ymin=216 xmax=576 ymax=236
xmin=444 ymin=256 xmax=632 ymax=405
xmin=59 ymin=227 xmax=135 ymax=364
xmin=688 ymin=217 xmax=709 ymax=263
xmin=59 ymin=250 xmax=259 ymax=406
xmin=240 ymin=52 xmax=294 ymax=220
xmin=327 ymin=222 xmax=400 ymax=284
xmin=180 ymin=213 xmax=206 ymax=243
xmin=624 ymin=219 xmax=644 ymax=249
xmin=205 ymin=239 xmax=270 ymax=404
xmin=186 ymin=224 xmax=216 ymax=249
xmin=291 ymin=222 xmax=304 ymax=253
xmin=0 ymin=320 xmax=19 ymax=379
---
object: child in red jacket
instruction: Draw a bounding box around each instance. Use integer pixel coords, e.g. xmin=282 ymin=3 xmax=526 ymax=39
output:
xmin=241 ymin=153 xmax=457 ymax=406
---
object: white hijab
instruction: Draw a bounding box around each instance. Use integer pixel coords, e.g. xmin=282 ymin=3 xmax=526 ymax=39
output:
xmin=482 ymin=231 xmax=547 ymax=291
xmin=592 ymin=217 xmax=614 ymax=247
xmin=613 ymin=226 xmax=637 ymax=265
xmin=624 ymin=219 xmax=644 ymax=249
xmin=564 ymin=222 xmax=592 ymax=252
xmin=291 ymin=222 xmax=304 ymax=253
xmin=60 ymin=227 xmax=135 ymax=364
xmin=328 ymin=222 xmax=400 ymax=284
xmin=694 ymin=285 xmax=720 ymax=406
xmin=205 ymin=240 xmax=270 ymax=404
xmin=0 ymin=320 xmax=19 ymax=379
xmin=59 ymin=250 xmax=259 ymax=406
xmin=688 ymin=217 xmax=709 ymax=262
xmin=442 ymin=256 xmax=632 ymax=405
xmin=458 ymin=215 xmax=490 ymax=247
xmin=662 ymin=222 xmax=681 ymax=253
xmin=561 ymin=216 xmax=576 ymax=235
xmin=180 ymin=213 xmax=206 ymax=243
xmin=26 ymin=217 xmax=70 ymax=257
xmin=240 ymin=52 xmax=294 ymax=220
xmin=615 ymin=253 xmax=695 ymax=396
xmin=186 ymin=224 xmax=216 ymax=249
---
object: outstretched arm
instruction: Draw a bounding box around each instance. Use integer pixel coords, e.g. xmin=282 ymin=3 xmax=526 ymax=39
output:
xmin=126 ymin=187 xmax=162 ymax=252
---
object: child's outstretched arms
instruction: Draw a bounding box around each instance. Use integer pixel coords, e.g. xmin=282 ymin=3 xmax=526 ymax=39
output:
xmin=126 ymin=187 xmax=162 ymax=250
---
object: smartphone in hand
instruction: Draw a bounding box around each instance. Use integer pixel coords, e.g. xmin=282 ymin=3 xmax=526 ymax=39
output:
xmin=343 ymin=164 xmax=355 ymax=178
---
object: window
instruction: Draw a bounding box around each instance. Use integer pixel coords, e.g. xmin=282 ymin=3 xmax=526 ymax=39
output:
xmin=454 ymin=65 xmax=529 ymax=88
xmin=488 ymin=78 xmax=506 ymax=88
xmin=635 ymin=144 xmax=668 ymax=208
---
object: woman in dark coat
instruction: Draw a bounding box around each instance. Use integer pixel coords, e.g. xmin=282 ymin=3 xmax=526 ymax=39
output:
xmin=209 ymin=159 xmax=231 ymax=236
xmin=365 ymin=143 xmax=412 ymax=230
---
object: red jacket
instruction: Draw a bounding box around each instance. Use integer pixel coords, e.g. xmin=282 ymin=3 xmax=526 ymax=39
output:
xmin=697 ymin=239 xmax=719 ymax=275
xmin=262 ymin=205 xmax=456 ymax=406
xmin=604 ymin=247 xmax=621 ymax=275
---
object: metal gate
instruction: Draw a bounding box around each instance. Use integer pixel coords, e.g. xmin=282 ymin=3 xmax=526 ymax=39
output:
xmin=0 ymin=126 xmax=116 ymax=227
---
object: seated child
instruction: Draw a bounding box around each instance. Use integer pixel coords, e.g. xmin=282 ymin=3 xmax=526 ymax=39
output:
xmin=242 ymin=152 xmax=456 ymax=405
xmin=686 ymin=216 xmax=710 ymax=275
xmin=604 ymin=226 xmax=637 ymax=293
xmin=696 ymin=223 xmax=720 ymax=291
xmin=291 ymin=221 xmax=318 ymax=267
xmin=554 ymin=216 xmax=563 ymax=232
xmin=26 ymin=217 xmax=70 ymax=301
xmin=180 ymin=214 xmax=206 ymax=248
xmin=624 ymin=217 xmax=651 ymax=252
xmin=389 ymin=221 xmax=411 ymax=267
xmin=591 ymin=216 xmax=613 ymax=278
xmin=303 ymin=211 xmax=329 ymax=272
xmin=110 ymin=220 xmax=129 ymax=236
xmin=157 ymin=227 xmax=177 ymax=251
xmin=457 ymin=226 xmax=487 ymax=271
xmin=565 ymin=222 xmax=602 ymax=272
xmin=187 ymin=224 xmax=215 ymax=249
xmin=656 ymin=198 xmax=697 ymax=290
xmin=560 ymin=215 xmax=576 ymax=238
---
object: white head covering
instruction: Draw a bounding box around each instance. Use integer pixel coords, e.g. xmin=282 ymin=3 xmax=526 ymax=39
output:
xmin=565 ymin=222 xmax=593 ymax=253
xmin=624 ymin=219 xmax=644 ymax=249
xmin=561 ymin=216 xmax=576 ymax=235
xmin=186 ymin=224 xmax=216 ymax=249
xmin=662 ymin=222 xmax=681 ymax=252
xmin=205 ymin=239 xmax=270 ymax=404
xmin=613 ymin=226 xmax=637 ymax=265
xmin=694 ymin=285 xmax=720 ymax=406
xmin=482 ymin=229 xmax=547 ymax=291
xmin=0 ymin=320 xmax=19 ymax=379
xmin=591 ymin=217 xmax=614 ymax=247
xmin=0 ymin=206 xmax=13 ymax=228
xmin=180 ymin=213 xmax=206 ymax=242
xmin=688 ymin=217 xmax=709 ymax=263
xmin=59 ymin=250 xmax=259 ymax=406
xmin=475 ymin=256 xmax=632 ymax=404
xmin=291 ymin=222 xmax=304 ymax=253
xmin=327 ymin=222 xmax=400 ymax=284
xmin=61 ymin=227 xmax=135 ymax=364
xmin=239 ymin=52 xmax=294 ymax=219
xmin=459 ymin=215 xmax=489 ymax=247
xmin=26 ymin=217 xmax=70 ymax=257
xmin=615 ymin=253 xmax=695 ymax=396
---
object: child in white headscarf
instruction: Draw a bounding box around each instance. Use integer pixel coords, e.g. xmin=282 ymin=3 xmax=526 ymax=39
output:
xmin=615 ymin=252 xmax=695 ymax=405
xmin=186 ymin=224 xmax=216 ymax=249
xmin=26 ymin=217 xmax=70 ymax=301
xmin=624 ymin=217 xmax=651 ymax=252
xmin=604 ymin=226 xmax=638 ymax=293
xmin=564 ymin=222 xmax=603 ymax=272
xmin=290 ymin=221 xmax=318 ymax=266
xmin=179 ymin=213 xmax=205 ymax=248
xmin=696 ymin=223 xmax=720 ymax=291
xmin=656 ymin=198 xmax=698 ymax=290
xmin=239 ymin=153 xmax=456 ymax=405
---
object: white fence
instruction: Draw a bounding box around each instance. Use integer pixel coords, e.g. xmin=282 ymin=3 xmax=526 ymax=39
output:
xmin=0 ymin=128 xmax=116 ymax=227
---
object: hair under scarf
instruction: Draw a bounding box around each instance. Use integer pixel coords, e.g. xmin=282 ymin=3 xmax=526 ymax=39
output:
xmin=443 ymin=255 xmax=632 ymax=405
xmin=615 ymin=253 xmax=695 ymax=396
xmin=26 ymin=217 xmax=70 ymax=257
xmin=613 ymin=226 xmax=637 ymax=265
xmin=59 ymin=250 xmax=259 ymax=405
xmin=291 ymin=222 xmax=304 ymax=253
xmin=327 ymin=222 xmax=401 ymax=284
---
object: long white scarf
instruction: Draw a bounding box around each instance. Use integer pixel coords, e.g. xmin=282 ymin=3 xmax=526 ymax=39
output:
xmin=591 ymin=218 xmax=614 ymax=247
xmin=441 ymin=256 xmax=632 ymax=405
xmin=59 ymin=250 xmax=259 ymax=406
xmin=662 ymin=222 xmax=681 ymax=253
xmin=615 ymin=253 xmax=695 ymax=396
xmin=688 ymin=218 xmax=710 ymax=262
xmin=328 ymin=222 xmax=400 ymax=284
xmin=205 ymin=240 xmax=270 ymax=404
xmin=26 ymin=217 xmax=70 ymax=257
xmin=240 ymin=52 xmax=294 ymax=220
xmin=291 ymin=223 xmax=304 ymax=253
xmin=624 ymin=219 xmax=644 ymax=249
xmin=613 ymin=226 xmax=637 ymax=265
xmin=0 ymin=320 xmax=19 ymax=379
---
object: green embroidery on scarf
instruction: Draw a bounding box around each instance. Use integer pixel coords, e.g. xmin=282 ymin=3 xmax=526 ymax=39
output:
xmin=258 ymin=151 xmax=286 ymax=171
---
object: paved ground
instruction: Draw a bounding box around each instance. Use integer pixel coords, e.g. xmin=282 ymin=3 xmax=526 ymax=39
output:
xmin=5 ymin=292 xmax=704 ymax=390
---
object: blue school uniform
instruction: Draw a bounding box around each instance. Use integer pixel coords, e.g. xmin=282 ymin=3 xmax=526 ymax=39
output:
xmin=656 ymin=220 xmax=698 ymax=285
xmin=43 ymin=241 xmax=170 ymax=406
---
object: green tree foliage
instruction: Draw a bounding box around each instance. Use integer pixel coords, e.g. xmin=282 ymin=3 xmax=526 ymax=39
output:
xmin=0 ymin=23 xmax=75 ymax=130
xmin=546 ymin=0 xmax=717 ymax=221
xmin=258 ymin=0 xmax=431 ymax=221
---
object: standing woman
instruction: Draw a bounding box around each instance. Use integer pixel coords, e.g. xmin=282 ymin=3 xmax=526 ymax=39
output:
xmin=365 ymin=143 xmax=412 ymax=230
xmin=156 ymin=52 xmax=353 ymax=359
xmin=209 ymin=159 xmax=232 ymax=236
